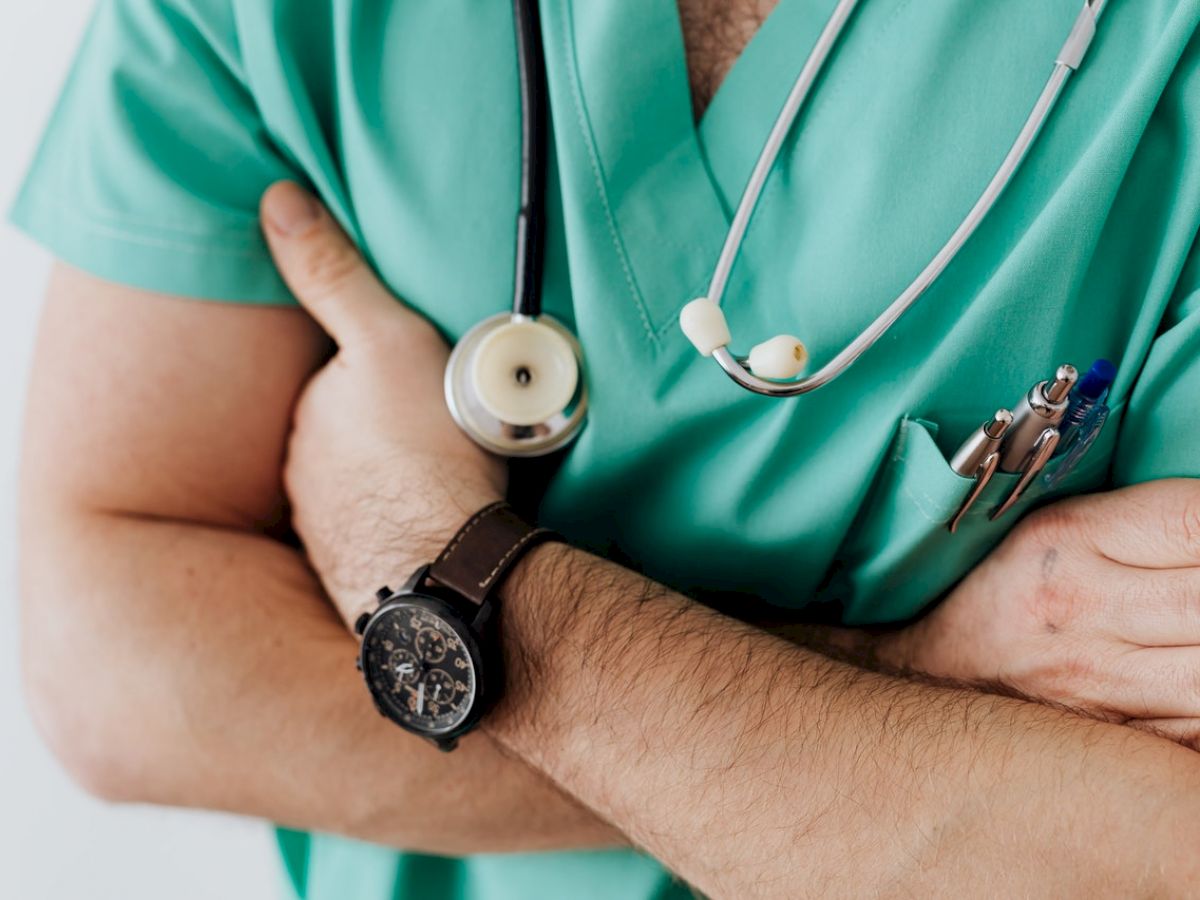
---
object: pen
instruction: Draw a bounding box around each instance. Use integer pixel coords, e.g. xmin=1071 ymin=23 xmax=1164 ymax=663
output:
xmin=1042 ymin=359 xmax=1115 ymax=489
xmin=1054 ymin=358 xmax=1115 ymax=456
xmin=997 ymin=364 xmax=1077 ymax=473
xmin=951 ymin=409 xmax=1014 ymax=476
xmin=991 ymin=427 xmax=1060 ymax=520
xmin=948 ymin=409 xmax=1013 ymax=533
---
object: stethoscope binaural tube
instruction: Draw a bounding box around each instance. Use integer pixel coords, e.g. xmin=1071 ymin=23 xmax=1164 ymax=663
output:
xmin=445 ymin=0 xmax=588 ymax=457
xmin=680 ymin=0 xmax=1110 ymax=397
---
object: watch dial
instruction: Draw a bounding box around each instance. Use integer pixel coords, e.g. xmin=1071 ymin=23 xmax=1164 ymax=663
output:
xmin=363 ymin=603 xmax=477 ymax=734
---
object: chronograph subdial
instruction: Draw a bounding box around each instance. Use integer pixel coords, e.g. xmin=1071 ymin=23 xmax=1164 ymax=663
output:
xmin=415 ymin=627 xmax=448 ymax=664
xmin=408 ymin=669 xmax=462 ymax=718
xmin=386 ymin=648 xmax=420 ymax=685
xmin=424 ymin=669 xmax=458 ymax=706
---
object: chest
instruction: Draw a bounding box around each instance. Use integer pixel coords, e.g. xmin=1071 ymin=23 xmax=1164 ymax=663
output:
xmin=676 ymin=0 xmax=781 ymax=118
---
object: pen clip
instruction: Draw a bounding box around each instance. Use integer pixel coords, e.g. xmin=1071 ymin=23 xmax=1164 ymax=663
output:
xmin=948 ymin=451 xmax=1001 ymax=534
xmin=991 ymin=427 xmax=1060 ymax=521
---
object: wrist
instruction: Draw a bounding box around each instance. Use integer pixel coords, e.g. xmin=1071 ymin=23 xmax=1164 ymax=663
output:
xmin=352 ymin=500 xmax=549 ymax=751
xmin=325 ymin=484 xmax=506 ymax=626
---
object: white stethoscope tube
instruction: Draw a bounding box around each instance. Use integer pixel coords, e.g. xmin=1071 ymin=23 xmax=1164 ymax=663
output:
xmin=682 ymin=0 xmax=1109 ymax=397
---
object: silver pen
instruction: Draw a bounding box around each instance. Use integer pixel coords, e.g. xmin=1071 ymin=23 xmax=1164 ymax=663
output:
xmin=997 ymin=364 xmax=1077 ymax=473
xmin=947 ymin=409 xmax=1013 ymax=533
xmin=990 ymin=364 xmax=1077 ymax=519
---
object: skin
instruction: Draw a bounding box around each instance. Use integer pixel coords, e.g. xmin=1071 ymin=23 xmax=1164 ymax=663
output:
xmin=677 ymin=0 xmax=782 ymax=118
xmin=870 ymin=483 xmax=1200 ymax=746
xmin=16 ymin=9 xmax=1200 ymax=893
xmin=18 ymin=260 xmax=619 ymax=854
xmin=263 ymin=183 xmax=1200 ymax=896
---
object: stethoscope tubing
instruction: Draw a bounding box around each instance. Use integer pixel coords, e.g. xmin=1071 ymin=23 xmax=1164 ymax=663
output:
xmin=449 ymin=0 xmax=1111 ymax=460
xmin=708 ymin=0 xmax=1108 ymax=397
xmin=511 ymin=0 xmax=548 ymax=318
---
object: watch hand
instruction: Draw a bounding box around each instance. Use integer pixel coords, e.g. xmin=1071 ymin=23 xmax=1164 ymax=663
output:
xmin=417 ymin=682 xmax=425 ymax=715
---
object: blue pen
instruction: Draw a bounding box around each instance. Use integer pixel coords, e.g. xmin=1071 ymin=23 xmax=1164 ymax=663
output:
xmin=1044 ymin=358 xmax=1115 ymax=487
xmin=1054 ymin=359 xmax=1115 ymax=456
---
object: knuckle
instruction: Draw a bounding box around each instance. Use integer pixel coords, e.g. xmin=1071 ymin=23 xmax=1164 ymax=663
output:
xmin=1174 ymin=664 xmax=1200 ymax=710
xmin=1007 ymin=511 xmax=1090 ymax=634
xmin=1018 ymin=499 xmax=1082 ymax=547
xmin=1177 ymin=495 xmax=1200 ymax=559
xmin=1171 ymin=575 xmax=1200 ymax=626
xmin=1024 ymin=575 xmax=1084 ymax=635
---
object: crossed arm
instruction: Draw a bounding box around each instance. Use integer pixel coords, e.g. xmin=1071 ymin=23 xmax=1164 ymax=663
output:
xmin=491 ymin=541 xmax=1200 ymax=895
xmin=21 ymin=244 xmax=1200 ymax=896
xmin=18 ymin=264 xmax=617 ymax=854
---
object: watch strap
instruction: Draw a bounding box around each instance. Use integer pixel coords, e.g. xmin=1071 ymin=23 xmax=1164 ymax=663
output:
xmin=426 ymin=502 xmax=556 ymax=605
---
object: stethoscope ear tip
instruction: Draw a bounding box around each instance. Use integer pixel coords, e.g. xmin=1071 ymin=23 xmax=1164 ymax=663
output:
xmin=747 ymin=335 xmax=809 ymax=380
xmin=679 ymin=297 xmax=731 ymax=356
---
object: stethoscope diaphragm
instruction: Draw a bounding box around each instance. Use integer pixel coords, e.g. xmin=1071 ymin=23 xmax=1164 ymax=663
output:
xmin=445 ymin=312 xmax=587 ymax=457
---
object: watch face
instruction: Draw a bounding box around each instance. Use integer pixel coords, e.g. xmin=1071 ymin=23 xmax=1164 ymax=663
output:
xmin=362 ymin=601 xmax=478 ymax=735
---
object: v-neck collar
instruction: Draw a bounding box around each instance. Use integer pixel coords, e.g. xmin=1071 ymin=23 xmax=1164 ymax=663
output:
xmin=553 ymin=0 xmax=845 ymax=339
xmin=697 ymin=0 xmax=855 ymax=214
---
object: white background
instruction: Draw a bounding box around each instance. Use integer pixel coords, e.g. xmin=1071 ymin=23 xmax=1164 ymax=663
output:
xmin=0 ymin=4 xmax=282 ymax=898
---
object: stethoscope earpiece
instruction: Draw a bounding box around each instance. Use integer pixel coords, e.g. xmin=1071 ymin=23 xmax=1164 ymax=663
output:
xmin=680 ymin=298 xmax=809 ymax=382
xmin=446 ymin=313 xmax=587 ymax=457
xmin=747 ymin=335 xmax=809 ymax=381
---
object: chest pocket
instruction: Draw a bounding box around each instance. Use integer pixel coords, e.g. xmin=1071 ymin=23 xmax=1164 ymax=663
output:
xmin=822 ymin=403 xmax=1126 ymax=625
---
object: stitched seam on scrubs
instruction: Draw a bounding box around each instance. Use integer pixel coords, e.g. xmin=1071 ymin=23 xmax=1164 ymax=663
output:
xmin=561 ymin=0 xmax=658 ymax=345
xmin=19 ymin=188 xmax=267 ymax=247
xmin=19 ymin=190 xmax=266 ymax=255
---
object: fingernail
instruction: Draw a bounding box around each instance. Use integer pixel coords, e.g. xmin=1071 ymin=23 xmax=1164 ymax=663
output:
xmin=264 ymin=183 xmax=320 ymax=236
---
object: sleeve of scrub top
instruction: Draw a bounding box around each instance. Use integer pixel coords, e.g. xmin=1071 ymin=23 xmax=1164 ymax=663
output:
xmin=7 ymin=0 xmax=298 ymax=304
xmin=1113 ymin=244 xmax=1200 ymax=484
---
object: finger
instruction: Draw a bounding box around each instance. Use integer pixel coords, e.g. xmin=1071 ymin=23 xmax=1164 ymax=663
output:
xmin=260 ymin=181 xmax=407 ymax=346
xmin=1090 ymin=558 xmax=1200 ymax=646
xmin=1087 ymin=645 xmax=1200 ymax=719
xmin=1128 ymin=718 xmax=1200 ymax=752
xmin=1057 ymin=479 xmax=1200 ymax=570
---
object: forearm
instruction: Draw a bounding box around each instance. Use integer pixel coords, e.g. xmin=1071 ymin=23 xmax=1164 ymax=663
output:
xmin=21 ymin=507 xmax=621 ymax=855
xmin=488 ymin=543 xmax=1200 ymax=898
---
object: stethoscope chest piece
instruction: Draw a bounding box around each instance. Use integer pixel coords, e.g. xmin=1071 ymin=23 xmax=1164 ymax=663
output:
xmin=445 ymin=312 xmax=587 ymax=457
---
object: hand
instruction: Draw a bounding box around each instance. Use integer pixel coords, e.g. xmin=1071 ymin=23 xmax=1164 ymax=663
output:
xmin=261 ymin=182 xmax=505 ymax=626
xmin=876 ymin=479 xmax=1200 ymax=746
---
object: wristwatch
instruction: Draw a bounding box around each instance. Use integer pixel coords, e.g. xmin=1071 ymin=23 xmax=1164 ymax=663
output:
xmin=354 ymin=502 xmax=556 ymax=751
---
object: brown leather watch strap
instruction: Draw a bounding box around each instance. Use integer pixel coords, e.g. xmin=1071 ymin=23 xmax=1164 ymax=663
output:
xmin=425 ymin=502 xmax=556 ymax=606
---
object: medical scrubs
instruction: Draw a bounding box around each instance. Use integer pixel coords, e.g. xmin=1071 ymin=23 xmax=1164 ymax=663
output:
xmin=12 ymin=0 xmax=1200 ymax=896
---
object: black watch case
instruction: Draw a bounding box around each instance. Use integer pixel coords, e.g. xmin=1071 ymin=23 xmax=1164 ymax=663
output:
xmin=355 ymin=566 xmax=501 ymax=752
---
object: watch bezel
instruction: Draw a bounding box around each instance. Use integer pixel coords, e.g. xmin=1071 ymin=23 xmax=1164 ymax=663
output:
xmin=358 ymin=590 xmax=493 ymax=745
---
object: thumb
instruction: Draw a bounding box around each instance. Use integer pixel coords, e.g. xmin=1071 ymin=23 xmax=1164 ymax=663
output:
xmin=260 ymin=181 xmax=401 ymax=345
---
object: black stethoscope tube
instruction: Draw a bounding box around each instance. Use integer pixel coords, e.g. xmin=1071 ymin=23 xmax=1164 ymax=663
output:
xmin=511 ymin=0 xmax=548 ymax=319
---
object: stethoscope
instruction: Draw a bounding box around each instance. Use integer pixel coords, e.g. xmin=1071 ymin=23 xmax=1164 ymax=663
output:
xmin=446 ymin=0 xmax=1109 ymax=457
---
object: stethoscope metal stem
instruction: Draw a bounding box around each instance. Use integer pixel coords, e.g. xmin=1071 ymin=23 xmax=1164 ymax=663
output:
xmin=709 ymin=0 xmax=1107 ymax=398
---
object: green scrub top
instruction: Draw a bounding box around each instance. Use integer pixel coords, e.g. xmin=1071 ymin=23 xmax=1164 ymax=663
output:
xmin=12 ymin=0 xmax=1200 ymax=897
